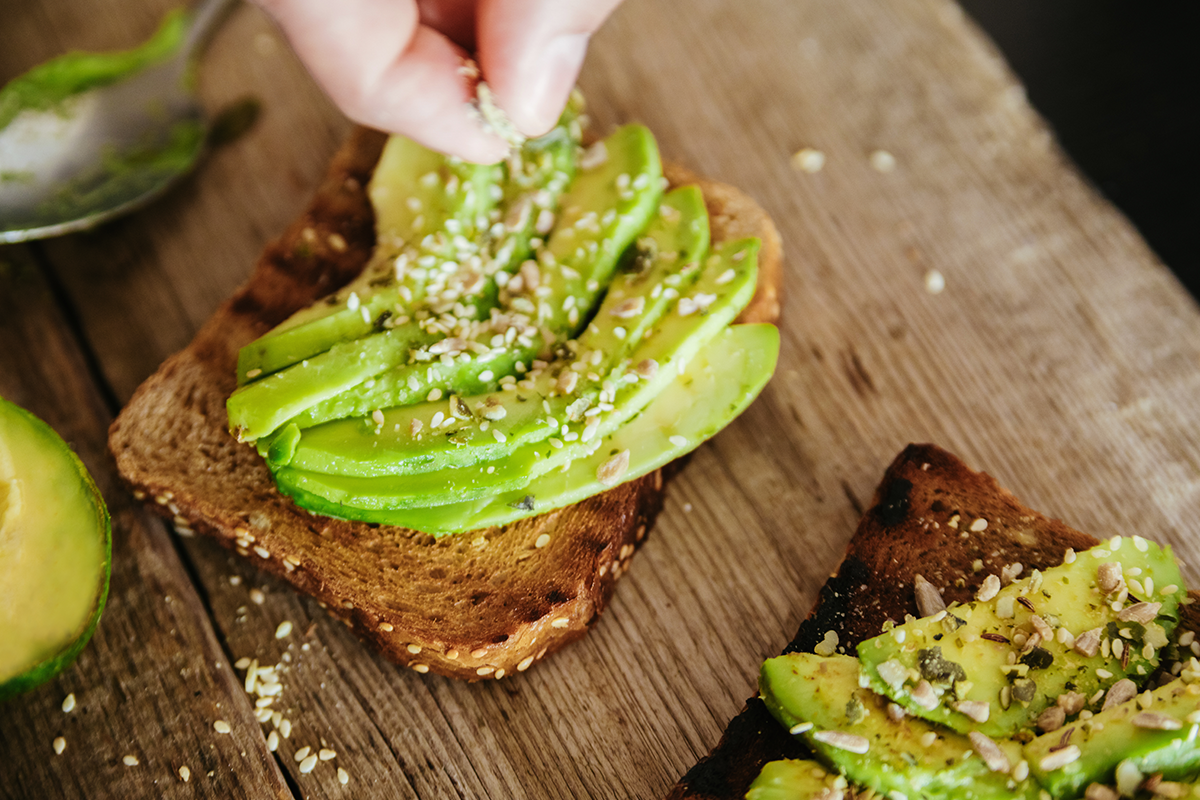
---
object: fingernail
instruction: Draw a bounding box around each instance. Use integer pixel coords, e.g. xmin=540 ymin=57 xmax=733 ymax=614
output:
xmin=509 ymin=32 xmax=589 ymax=136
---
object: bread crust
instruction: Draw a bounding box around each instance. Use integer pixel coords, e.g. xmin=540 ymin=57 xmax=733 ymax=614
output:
xmin=108 ymin=126 xmax=782 ymax=682
xmin=666 ymin=443 xmax=1200 ymax=799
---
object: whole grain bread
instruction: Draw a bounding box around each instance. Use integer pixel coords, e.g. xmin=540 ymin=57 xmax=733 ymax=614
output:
xmin=108 ymin=126 xmax=782 ymax=682
xmin=666 ymin=443 xmax=1200 ymax=800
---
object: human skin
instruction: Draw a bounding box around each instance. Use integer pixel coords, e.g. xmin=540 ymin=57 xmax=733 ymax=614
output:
xmin=253 ymin=0 xmax=624 ymax=163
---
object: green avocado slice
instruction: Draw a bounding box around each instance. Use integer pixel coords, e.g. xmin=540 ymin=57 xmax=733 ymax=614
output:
xmin=273 ymin=322 xmax=778 ymax=534
xmin=759 ymin=652 xmax=1043 ymax=800
xmin=268 ymin=245 xmax=758 ymax=506
xmin=227 ymin=123 xmax=661 ymax=443
xmin=272 ymin=234 xmax=756 ymax=501
xmin=746 ymin=759 xmax=848 ymax=800
xmin=857 ymin=536 xmax=1186 ymax=739
xmin=1024 ymin=675 xmax=1200 ymax=798
xmin=0 ymin=397 xmax=110 ymax=701
xmin=278 ymin=185 xmax=711 ymax=477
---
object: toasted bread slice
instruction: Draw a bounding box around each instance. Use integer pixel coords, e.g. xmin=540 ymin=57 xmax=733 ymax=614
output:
xmin=667 ymin=443 xmax=1200 ymax=799
xmin=108 ymin=127 xmax=782 ymax=682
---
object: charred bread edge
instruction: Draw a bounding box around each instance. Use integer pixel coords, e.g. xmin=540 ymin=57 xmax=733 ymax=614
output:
xmin=109 ymin=126 xmax=783 ymax=683
xmin=666 ymin=442 xmax=1200 ymax=799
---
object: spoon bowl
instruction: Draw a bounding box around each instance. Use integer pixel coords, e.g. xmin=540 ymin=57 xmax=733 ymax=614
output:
xmin=0 ymin=0 xmax=233 ymax=243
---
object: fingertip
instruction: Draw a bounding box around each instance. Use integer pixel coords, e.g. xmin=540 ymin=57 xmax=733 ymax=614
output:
xmin=501 ymin=32 xmax=589 ymax=137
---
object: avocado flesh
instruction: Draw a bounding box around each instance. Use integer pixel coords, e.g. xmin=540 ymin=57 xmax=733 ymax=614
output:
xmin=1025 ymin=676 xmax=1200 ymax=798
xmin=236 ymin=106 xmax=582 ymax=385
xmin=857 ymin=536 xmax=1186 ymax=739
xmin=227 ymin=123 xmax=661 ymax=443
xmin=273 ymin=323 xmax=779 ymax=534
xmin=270 ymin=235 xmax=757 ymax=509
xmin=759 ymin=652 xmax=1042 ymax=800
xmin=278 ymin=186 xmax=713 ymax=478
xmin=746 ymin=759 xmax=846 ymax=800
xmin=0 ymin=397 xmax=111 ymax=700
xmin=271 ymin=240 xmax=758 ymax=510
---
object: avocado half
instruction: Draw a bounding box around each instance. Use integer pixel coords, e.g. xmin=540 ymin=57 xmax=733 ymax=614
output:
xmin=0 ymin=396 xmax=111 ymax=701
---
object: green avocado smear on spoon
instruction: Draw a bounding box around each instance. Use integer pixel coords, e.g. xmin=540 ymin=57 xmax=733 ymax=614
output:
xmin=228 ymin=97 xmax=779 ymax=537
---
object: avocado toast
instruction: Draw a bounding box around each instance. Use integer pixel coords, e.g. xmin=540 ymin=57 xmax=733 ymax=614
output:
xmin=108 ymin=124 xmax=782 ymax=682
xmin=667 ymin=444 xmax=1200 ymax=800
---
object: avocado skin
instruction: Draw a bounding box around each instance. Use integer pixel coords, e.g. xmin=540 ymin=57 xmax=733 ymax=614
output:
xmin=0 ymin=397 xmax=111 ymax=702
xmin=759 ymin=652 xmax=1042 ymax=800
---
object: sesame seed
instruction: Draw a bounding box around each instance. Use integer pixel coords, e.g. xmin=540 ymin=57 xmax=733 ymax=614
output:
xmin=280 ymin=719 xmax=292 ymax=738
xmin=179 ymin=765 xmax=191 ymax=782
xmin=407 ymin=644 xmax=422 ymax=654
xmin=869 ymin=149 xmax=897 ymax=172
xmin=275 ymin=621 xmax=293 ymax=639
xmin=61 ymin=693 xmax=76 ymax=713
xmin=493 ymin=429 xmax=507 ymax=443
xmin=372 ymin=409 xmax=385 ymax=425
xmin=254 ymin=546 xmax=270 ymax=559
xmin=476 ymin=666 xmax=495 ymax=676
xmin=294 ymin=746 xmax=311 ymax=762
xmin=788 ymin=722 xmax=814 ymax=735
xmin=412 ymin=664 xmax=429 ymax=673
xmin=214 ymin=720 xmax=232 ymax=734
xmin=319 ymin=749 xmax=336 ymax=761
xmin=338 ymin=767 xmax=350 ymax=785
xmin=668 ymin=435 xmax=687 ymax=447
xmin=551 ymin=618 xmax=570 ymax=629
xmin=535 ymin=533 xmax=551 ymax=549
xmin=299 ymin=754 xmax=318 ymax=773
xmin=123 ymin=755 xmax=139 ymax=766
xmin=924 ymin=269 xmax=945 ymax=294
xmin=53 ymin=736 xmax=66 ymax=755
xmin=235 ymin=656 xmax=251 ymax=669
xmin=245 ymin=368 xmax=263 ymax=379
xmin=791 ymin=148 xmax=826 ymax=173
xmin=517 ymin=656 xmax=535 ymax=671
xmin=969 ymin=517 xmax=988 ymax=532
xmin=427 ymin=388 xmax=443 ymax=402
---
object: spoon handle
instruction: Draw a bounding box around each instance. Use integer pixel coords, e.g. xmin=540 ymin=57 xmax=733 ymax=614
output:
xmin=181 ymin=0 xmax=239 ymax=59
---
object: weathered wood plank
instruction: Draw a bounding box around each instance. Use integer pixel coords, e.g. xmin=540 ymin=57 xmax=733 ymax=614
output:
xmin=6 ymin=0 xmax=1200 ymax=797
xmin=0 ymin=248 xmax=292 ymax=799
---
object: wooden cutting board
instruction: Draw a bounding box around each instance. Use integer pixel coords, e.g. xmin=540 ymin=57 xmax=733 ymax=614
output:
xmin=3 ymin=0 xmax=1199 ymax=798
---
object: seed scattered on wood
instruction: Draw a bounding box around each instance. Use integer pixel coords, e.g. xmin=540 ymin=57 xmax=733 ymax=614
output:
xmin=53 ymin=737 xmax=66 ymax=755
xmin=213 ymin=720 xmax=232 ymax=734
xmin=123 ymin=755 xmax=139 ymax=767
xmin=299 ymin=754 xmax=318 ymax=773
xmin=179 ymin=765 xmax=191 ymax=782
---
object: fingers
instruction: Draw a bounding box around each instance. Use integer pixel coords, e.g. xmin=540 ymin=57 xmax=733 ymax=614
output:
xmin=255 ymin=0 xmax=509 ymax=163
xmin=477 ymin=0 xmax=625 ymax=137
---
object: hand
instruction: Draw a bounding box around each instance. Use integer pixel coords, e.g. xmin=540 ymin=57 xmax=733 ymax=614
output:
xmin=253 ymin=0 xmax=624 ymax=163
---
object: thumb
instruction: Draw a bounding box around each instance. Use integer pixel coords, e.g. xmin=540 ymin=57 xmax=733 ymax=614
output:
xmin=477 ymin=0 xmax=624 ymax=137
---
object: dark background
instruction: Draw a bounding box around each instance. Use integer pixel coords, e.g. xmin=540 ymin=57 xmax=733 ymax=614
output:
xmin=961 ymin=0 xmax=1198 ymax=300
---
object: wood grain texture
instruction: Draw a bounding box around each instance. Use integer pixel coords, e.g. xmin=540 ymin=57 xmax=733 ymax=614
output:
xmin=0 ymin=252 xmax=291 ymax=799
xmin=4 ymin=0 xmax=1200 ymax=798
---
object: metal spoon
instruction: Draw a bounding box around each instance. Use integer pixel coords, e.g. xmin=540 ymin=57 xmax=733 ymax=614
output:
xmin=0 ymin=0 xmax=235 ymax=243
